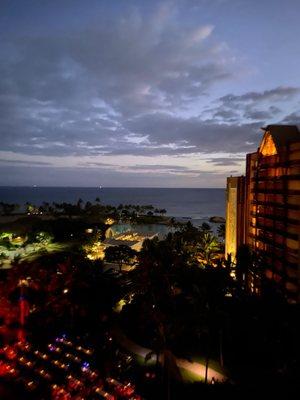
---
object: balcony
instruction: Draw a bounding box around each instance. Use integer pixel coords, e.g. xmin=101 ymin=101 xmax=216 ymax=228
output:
xmin=250 ymin=211 xmax=300 ymax=225
xmin=249 ymin=232 xmax=285 ymax=249
xmin=251 ymin=200 xmax=300 ymax=210
xmin=251 ymin=173 xmax=300 ymax=182
xmin=251 ymin=188 xmax=300 ymax=195
xmin=250 ymin=222 xmax=298 ymax=240
xmin=254 ymin=248 xmax=299 ymax=270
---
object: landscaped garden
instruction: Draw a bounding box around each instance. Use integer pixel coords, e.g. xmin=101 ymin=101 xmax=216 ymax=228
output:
xmin=0 ymin=200 xmax=298 ymax=399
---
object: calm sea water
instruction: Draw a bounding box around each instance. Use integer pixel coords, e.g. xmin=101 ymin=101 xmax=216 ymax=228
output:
xmin=0 ymin=187 xmax=225 ymax=220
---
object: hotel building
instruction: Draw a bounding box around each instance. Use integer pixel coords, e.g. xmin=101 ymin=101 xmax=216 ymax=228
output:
xmin=225 ymin=125 xmax=300 ymax=302
xmin=225 ymin=176 xmax=245 ymax=260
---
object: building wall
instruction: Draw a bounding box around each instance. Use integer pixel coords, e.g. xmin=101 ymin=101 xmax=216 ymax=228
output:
xmin=246 ymin=138 xmax=300 ymax=302
xmin=225 ymin=176 xmax=245 ymax=261
xmin=245 ymin=152 xmax=258 ymax=247
xmin=225 ymin=177 xmax=238 ymax=259
xmin=226 ymin=127 xmax=300 ymax=302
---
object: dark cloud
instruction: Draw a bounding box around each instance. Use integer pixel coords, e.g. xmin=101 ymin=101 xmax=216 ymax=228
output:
xmin=281 ymin=111 xmax=300 ymax=125
xmin=243 ymin=106 xmax=281 ymax=121
xmin=76 ymin=162 xmax=221 ymax=176
xmin=124 ymin=113 xmax=262 ymax=154
xmin=0 ymin=164 xmax=228 ymax=188
xmin=209 ymin=88 xmax=297 ymax=124
xmin=213 ymin=108 xmax=239 ymax=121
xmin=0 ymin=159 xmax=51 ymax=166
xmin=219 ymin=87 xmax=300 ymax=106
xmin=1 ymin=0 xmax=300 ymax=188
xmin=77 ymin=161 xmax=117 ymax=168
xmin=133 ymin=164 xmax=189 ymax=171
xmin=0 ymin=1 xmax=237 ymax=159
xmin=124 ymin=165 xmax=218 ymax=175
xmin=207 ymin=157 xmax=245 ymax=166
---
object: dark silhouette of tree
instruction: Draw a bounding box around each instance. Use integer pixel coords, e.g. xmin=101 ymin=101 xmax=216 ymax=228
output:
xmin=0 ymin=202 xmax=19 ymax=215
xmin=217 ymin=223 xmax=225 ymax=240
xmin=121 ymin=231 xmax=231 ymax=392
xmin=104 ymin=245 xmax=137 ymax=272
xmin=200 ymin=222 xmax=212 ymax=233
xmin=236 ymin=244 xmax=253 ymax=291
xmin=77 ymin=198 xmax=83 ymax=209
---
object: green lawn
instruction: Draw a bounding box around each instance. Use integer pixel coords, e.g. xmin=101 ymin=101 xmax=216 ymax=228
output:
xmin=0 ymin=241 xmax=71 ymax=266
xmin=179 ymin=368 xmax=204 ymax=382
xmin=192 ymin=355 xmax=228 ymax=376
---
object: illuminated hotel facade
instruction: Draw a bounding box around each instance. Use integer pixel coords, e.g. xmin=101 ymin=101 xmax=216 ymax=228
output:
xmin=226 ymin=125 xmax=300 ymax=302
xmin=225 ymin=176 xmax=245 ymax=260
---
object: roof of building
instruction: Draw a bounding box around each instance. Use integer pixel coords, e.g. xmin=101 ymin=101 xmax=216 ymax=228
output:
xmin=261 ymin=125 xmax=300 ymax=147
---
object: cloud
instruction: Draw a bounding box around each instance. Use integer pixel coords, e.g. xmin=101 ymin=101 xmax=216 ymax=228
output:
xmin=78 ymin=161 xmax=118 ymax=168
xmin=243 ymin=106 xmax=282 ymax=121
xmin=76 ymin=161 xmax=220 ymax=176
xmin=207 ymin=157 xmax=245 ymax=166
xmin=219 ymin=86 xmax=300 ymax=106
xmin=186 ymin=25 xmax=214 ymax=46
xmin=1 ymin=1 xmax=300 ymax=187
xmin=210 ymin=88 xmax=299 ymax=124
xmin=212 ymin=108 xmax=239 ymax=121
xmin=122 ymin=164 xmax=219 ymax=176
xmin=281 ymin=111 xmax=300 ymax=125
xmin=124 ymin=112 xmax=262 ymax=155
xmin=0 ymin=1 xmax=237 ymax=160
xmin=0 ymin=158 xmax=51 ymax=166
xmin=0 ymin=164 xmax=230 ymax=188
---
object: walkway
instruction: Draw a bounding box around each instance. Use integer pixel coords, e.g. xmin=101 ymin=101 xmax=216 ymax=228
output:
xmin=112 ymin=328 xmax=226 ymax=382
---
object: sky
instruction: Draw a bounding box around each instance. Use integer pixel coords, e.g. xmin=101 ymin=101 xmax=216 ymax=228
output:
xmin=1 ymin=0 xmax=300 ymax=187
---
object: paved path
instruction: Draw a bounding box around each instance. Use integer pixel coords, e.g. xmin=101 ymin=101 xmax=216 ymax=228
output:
xmin=112 ymin=328 xmax=226 ymax=382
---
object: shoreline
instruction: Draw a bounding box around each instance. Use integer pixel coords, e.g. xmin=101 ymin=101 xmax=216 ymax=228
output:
xmin=0 ymin=213 xmax=225 ymax=225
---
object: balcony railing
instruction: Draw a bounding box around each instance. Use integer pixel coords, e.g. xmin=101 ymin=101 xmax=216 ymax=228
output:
xmin=251 ymin=188 xmax=300 ymax=195
xmin=250 ymin=222 xmax=298 ymax=240
xmin=249 ymin=232 xmax=285 ymax=249
xmin=251 ymin=200 xmax=300 ymax=210
xmin=250 ymin=211 xmax=300 ymax=225
xmin=251 ymin=174 xmax=300 ymax=182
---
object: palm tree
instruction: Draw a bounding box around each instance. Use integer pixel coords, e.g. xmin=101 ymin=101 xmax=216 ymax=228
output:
xmin=200 ymin=222 xmax=212 ymax=233
xmin=197 ymin=232 xmax=220 ymax=266
xmin=25 ymin=202 xmax=35 ymax=214
xmin=0 ymin=202 xmax=18 ymax=215
xmin=217 ymin=223 xmax=225 ymax=240
xmin=145 ymin=322 xmax=182 ymax=398
xmin=77 ymin=198 xmax=83 ymax=209
xmin=85 ymin=201 xmax=92 ymax=211
xmin=41 ymin=201 xmax=50 ymax=213
xmin=124 ymin=233 xmax=229 ymax=388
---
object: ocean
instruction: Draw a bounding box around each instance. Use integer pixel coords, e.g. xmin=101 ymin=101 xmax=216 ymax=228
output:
xmin=0 ymin=187 xmax=225 ymax=221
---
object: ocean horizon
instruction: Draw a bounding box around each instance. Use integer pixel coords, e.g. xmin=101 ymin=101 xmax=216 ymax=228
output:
xmin=0 ymin=187 xmax=226 ymax=220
